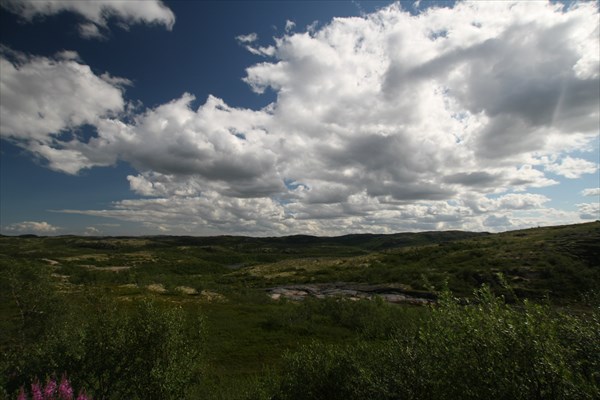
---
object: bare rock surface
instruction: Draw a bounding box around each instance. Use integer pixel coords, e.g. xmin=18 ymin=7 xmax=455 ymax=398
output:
xmin=267 ymin=282 xmax=435 ymax=305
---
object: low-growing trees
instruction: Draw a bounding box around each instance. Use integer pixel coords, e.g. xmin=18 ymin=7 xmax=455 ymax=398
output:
xmin=255 ymin=287 xmax=599 ymax=400
xmin=1 ymin=261 xmax=205 ymax=399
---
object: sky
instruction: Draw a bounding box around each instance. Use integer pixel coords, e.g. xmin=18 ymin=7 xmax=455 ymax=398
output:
xmin=0 ymin=0 xmax=598 ymax=237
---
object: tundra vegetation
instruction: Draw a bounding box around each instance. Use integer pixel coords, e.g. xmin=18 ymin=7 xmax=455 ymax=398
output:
xmin=1 ymin=222 xmax=599 ymax=399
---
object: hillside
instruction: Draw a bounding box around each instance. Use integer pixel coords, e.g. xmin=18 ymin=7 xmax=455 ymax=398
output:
xmin=1 ymin=222 xmax=599 ymax=399
xmin=0 ymin=222 xmax=598 ymax=303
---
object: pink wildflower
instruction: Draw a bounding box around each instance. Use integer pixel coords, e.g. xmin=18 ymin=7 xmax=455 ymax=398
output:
xmin=17 ymin=386 xmax=27 ymax=400
xmin=43 ymin=378 xmax=57 ymax=399
xmin=58 ymin=375 xmax=73 ymax=400
xmin=76 ymin=389 xmax=90 ymax=400
xmin=31 ymin=379 xmax=43 ymax=400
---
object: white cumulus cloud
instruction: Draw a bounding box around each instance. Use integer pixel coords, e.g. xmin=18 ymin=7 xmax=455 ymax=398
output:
xmin=4 ymin=1 xmax=599 ymax=234
xmin=4 ymin=221 xmax=60 ymax=235
xmin=544 ymin=156 xmax=598 ymax=179
xmin=1 ymin=0 xmax=175 ymax=39
xmin=581 ymin=188 xmax=600 ymax=197
xmin=285 ymin=20 xmax=296 ymax=32
xmin=577 ymin=202 xmax=600 ymax=220
xmin=236 ymin=33 xmax=258 ymax=43
xmin=0 ymin=48 xmax=127 ymax=173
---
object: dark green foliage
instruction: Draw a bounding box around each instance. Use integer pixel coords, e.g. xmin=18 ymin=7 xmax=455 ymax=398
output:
xmin=0 ymin=260 xmax=65 ymax=348
xmin=0 ymin=260 xmax=72 ymax=397
xmin=1 ymin=264 xmax=205 ymax=400
xmin=412 ymin=288 xmax=598 ymax=400
xmin=1 ymin=222 xmax=599 ymax=398
xmin=74 ymin=297 xmax=205 ymax=400
xmin=1 ymin=222 xmax=598 ymax=303
xmin=256 ymin=287 xmax=600 ymax=400
xmin=260 ymin=296 xmax=423 ymax=339
xmin=273 ymin=342 xmax=376 ymax=400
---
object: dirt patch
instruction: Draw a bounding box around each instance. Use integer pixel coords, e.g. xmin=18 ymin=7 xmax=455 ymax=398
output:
xmin=103 ymin=266 xmax=131 ymax=272
xmin=119 ymin=283 xmax=138 ymax=289
xmin=245 ymin=256 xmax=376 ymax=279
xmin=124 ymin=251 xmax=157 ymax=263
xmin=147 ymin=283 xmax=167 ymax=293
xmin=63 ymin=254 xmax=110 ymax=262
xmin=200 ymin=290 xmax=226 ymax=302
xmin=80 ymin=265 xmax=131 ymax=272
xmin=175 ymin=286 xmax=198 ymax=295
xmin=51 ymin=273 xmax=70 ymax=281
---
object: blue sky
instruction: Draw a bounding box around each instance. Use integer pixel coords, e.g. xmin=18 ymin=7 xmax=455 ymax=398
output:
xmin=0 ymin=0 xmax=598 ymax=236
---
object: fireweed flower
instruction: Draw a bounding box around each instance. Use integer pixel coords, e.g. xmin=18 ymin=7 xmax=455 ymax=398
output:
xmin=76 ymin=390 xmax=89 ymax=400
xmin=31 ymin=379 xmax=43 ymax=400
xmin=43 ymin=378 xmax=57 ymax=399
xmin=58 ymin=375 xmax=74 ymax=400
xmin=17 ymin=376 xmax=91 ymax=400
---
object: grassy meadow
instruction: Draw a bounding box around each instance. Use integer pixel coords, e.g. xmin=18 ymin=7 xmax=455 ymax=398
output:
xmin=1 ymin=222 xmax=599 ymax=399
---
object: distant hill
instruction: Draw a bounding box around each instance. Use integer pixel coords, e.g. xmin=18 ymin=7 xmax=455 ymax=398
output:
xmin=230 ymin=222 xmax=600 ymax=302
xmin=1 ymin=222 xmax=598 ymax=303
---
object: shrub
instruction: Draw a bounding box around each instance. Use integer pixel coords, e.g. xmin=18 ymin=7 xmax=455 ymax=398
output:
xmin=274 ymin=342 xmax=372 ymax=400
xmin=413 ymin=287 xmax=595 ymax=400
xmin=3 ymin=291 xmax=205 ymax=399
xmin=254 ymin=286 xmax=600 ymax=400
xmin=266 ymin=296 xmax=422 ymax=339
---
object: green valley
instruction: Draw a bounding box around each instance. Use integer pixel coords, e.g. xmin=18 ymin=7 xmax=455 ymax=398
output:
xmin=1 ymin=222 xmax=598 ymax=399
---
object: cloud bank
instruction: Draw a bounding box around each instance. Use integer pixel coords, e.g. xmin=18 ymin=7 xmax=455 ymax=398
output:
xmin=0 ymin=47 xmax=128 ymax=173
xmin=1 ymin=0 xmax=175 ymax=39
xmin=1 ymin=1 xmax=599 ymax=234
xmin=4 ymin=221 xmax=60 ymax=235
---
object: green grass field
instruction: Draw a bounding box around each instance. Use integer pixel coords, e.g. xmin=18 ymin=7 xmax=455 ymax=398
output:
xmin=1 ymin=222 xmax=598 ymax=399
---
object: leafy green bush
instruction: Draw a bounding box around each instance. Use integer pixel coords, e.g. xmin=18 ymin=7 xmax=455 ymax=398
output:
xmin=1 ymin=262 xmax=205 ymax=400
xmin=260 ymin=297 xmax=423 ymax=339
xmin=273 ymin=342 xmax=374 ymax=400
xmin=295 ymin=296 xmax=421 ymax=339
xmin=412 ymin=288 xmax=598 ymax=400
xmin=72 ymin=296 xmax=205 ymax=400
xmin=253 ymin=287 xmax=600 ymax=400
